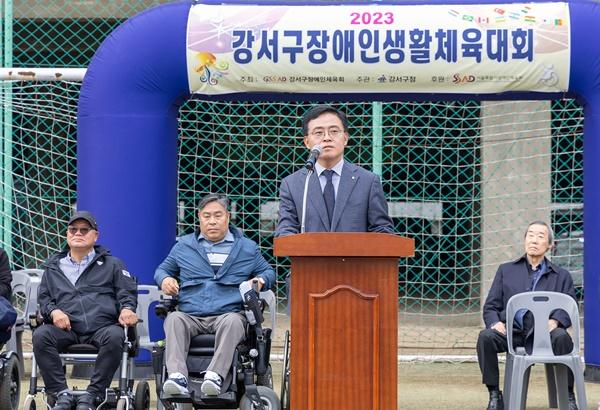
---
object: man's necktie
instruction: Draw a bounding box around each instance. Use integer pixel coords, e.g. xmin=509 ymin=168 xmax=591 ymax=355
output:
xmin=323 ymin=169 xmax=335 ymax=226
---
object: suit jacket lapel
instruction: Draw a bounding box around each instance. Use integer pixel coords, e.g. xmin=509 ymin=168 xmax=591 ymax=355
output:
xmin=331 ymin=162 xmax=359 ymax=231
xmin=306 ymin=170 xmax=330 ymax=231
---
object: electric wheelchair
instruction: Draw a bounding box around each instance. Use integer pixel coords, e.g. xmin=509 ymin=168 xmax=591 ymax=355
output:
xmin=23 ymin=283 xmax=151 ymax=410
xmin=152 ymin=284 xmax=280 ymax=410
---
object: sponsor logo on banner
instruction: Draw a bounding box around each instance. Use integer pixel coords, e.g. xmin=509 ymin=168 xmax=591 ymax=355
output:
xmin=186 ymin=3 xmax=570 ymax=94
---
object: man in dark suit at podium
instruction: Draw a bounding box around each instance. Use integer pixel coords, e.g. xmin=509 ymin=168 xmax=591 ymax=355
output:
xmin=275 ymin=105 xmax=393 ymax=236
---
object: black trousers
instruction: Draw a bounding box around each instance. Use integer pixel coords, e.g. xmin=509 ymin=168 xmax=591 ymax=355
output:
xmin=476 ymin=327 xmax=574 ymax=388
xmin=32 ymin=324 xmax=124 ymax=396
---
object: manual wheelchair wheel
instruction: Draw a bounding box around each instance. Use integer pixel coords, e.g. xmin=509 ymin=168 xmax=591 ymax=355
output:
xmin=0 ymin=355 xmax=20 ymax=410
xmin=134 ymin=380 xmax=150 ymax=410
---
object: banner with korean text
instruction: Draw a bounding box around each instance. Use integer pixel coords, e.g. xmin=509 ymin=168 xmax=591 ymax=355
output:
xmin=186 ymin=3 xmax=569 ymax=95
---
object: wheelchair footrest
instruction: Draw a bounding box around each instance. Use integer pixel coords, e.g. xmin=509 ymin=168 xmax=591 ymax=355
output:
xmin=160 ymin=392 xmax=193 ymax=403
xmin=160 ymin=390 xmax=237 ymax=406
xmin=194 ymin=390 xmax=237 ymax=406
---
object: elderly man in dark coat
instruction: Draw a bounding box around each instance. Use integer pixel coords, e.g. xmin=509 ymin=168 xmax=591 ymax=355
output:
xmin=477 ymin=221 xmax=578 ymax=410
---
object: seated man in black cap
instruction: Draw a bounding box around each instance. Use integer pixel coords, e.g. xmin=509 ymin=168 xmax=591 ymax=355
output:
xmin=33 ymin=211 xmax=139 ymax=410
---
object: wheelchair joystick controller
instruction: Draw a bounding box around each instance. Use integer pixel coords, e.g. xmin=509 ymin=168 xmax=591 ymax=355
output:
xmin=242 ymin=288 xmax=263 ymax=326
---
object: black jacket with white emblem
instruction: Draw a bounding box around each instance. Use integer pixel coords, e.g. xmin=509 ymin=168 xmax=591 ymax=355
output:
xmin=38 ymin=245 xmax=137 ymax=335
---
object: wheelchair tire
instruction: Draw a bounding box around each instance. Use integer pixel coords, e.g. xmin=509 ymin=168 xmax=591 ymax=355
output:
xmin=134 ymin=380 xmax=150 ymax=410
xmin=0 ymin=355 xmax=20 ymax=410
xmin=239 ymin=386 xmax=280 ymax=410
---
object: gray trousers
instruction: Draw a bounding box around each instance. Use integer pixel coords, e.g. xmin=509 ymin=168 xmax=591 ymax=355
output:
xmin=164 ymin=311 xmax=246 ymax=379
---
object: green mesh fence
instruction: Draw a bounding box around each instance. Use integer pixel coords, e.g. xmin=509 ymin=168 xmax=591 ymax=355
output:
xmin=0 ymin=1 xmax=585 ymax=354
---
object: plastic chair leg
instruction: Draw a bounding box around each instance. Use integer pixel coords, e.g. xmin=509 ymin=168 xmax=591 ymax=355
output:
xmin=503 ymin=354 xmax=514 ymax=407
xmin=553 ymin=364 xmax=570 ymax=410
xmin=570 ymin=360 xmax=587 ymax=410
xmin=545 ymin=364 xmax=558 ymax=408
xmin=507 ymin=359 xmax=529 ymax=410
xmin=520 ymin=366 xmax=531 ymax=410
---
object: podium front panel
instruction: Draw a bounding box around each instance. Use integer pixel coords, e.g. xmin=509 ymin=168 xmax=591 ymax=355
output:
xmin=290 ymin=256 xmax=398 ymax=410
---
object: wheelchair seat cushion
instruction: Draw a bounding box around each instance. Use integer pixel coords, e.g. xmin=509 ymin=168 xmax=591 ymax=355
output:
xmin=64 ymin=343 xmax=98 ymax=354
xmin=189 ymin=334 xmax=216 ymax=355
xmin=190 ymin=334 xmax=216 ymax=348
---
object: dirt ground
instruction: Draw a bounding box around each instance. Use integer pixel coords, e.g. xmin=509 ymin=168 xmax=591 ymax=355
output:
xmin=16 ymin=360 xmax=600 ymax=409
xmin=399 ymin=362 xmax=600 ymax=410
xmin=13 ymin=313 xmax=600 ymax=409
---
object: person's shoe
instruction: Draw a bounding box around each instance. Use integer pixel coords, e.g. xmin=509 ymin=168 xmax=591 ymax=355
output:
xmin=75 ymin=392 xmax=97 ymax=410
xmin=486 ymin=390 xmax=504 ymax=410
xmin=162 ymin=372 xmax=189 ymax=395
xmin=52 ymin=391 xmax=75 ymax=410
xmin=201 ymin=370 xmax=222 ymax=396
xmin=568 ymin=392 xmax=578 ymax=410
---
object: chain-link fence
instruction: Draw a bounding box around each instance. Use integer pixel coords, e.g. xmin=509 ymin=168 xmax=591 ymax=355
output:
xmin=0 ymin=1 xmax=584 ymax=354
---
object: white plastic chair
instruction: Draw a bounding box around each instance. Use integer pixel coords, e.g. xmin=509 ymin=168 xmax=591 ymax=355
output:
xmin=136 ymin=284 xmax=164 ymax=352
xmin=504 ymin=291 xmax=586 ymax=410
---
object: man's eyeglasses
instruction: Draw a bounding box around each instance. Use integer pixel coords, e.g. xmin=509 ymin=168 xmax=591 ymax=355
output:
xmin=309 ymin=127 xmax=344 ymax=139
xmin=67 ymin=227 xmax=94 ymax=235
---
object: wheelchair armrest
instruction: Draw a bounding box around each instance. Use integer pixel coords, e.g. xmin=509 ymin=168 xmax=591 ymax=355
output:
xmin=154 ymin=296 xmax=178 ymax=320
xmin=126 ymin=323 xmax=141 ymax=357
xmin=28 ymin=310 xmax=45 ymax=329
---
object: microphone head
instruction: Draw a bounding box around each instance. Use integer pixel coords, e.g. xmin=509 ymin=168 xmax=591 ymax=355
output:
xmin=311 ymin=144 xmax=323 ymax=155
xmin=304 ymin=144 xmax=323 ymax=171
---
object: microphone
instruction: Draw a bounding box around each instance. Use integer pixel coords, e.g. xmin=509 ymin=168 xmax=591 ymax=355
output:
xmin=300 ymin=145 xmax=321 ymax=232
xmin=304 ymin=145 xmax=323 ymax=171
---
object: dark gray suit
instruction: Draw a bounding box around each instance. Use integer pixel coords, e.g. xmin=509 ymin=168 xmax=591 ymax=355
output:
xmin=275 ymin=161 xmax=393 ymax=236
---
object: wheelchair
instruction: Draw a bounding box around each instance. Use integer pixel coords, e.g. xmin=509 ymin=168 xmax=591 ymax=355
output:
xmin=0 ymin=332 xmax=20 ymax=410
xmin=0 ymin=269 xmax=42 ymax=410
xmin=152 ymin=285 xmax=280 ymax=410
xmin=24 ymin=313 xmax=150 ymax=409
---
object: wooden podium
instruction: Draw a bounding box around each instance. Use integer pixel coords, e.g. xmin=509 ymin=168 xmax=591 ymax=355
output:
xmin=274 ymin=232 xmax=414 ymax=410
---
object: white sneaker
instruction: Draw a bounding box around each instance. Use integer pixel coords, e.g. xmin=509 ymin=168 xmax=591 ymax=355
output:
xmin=201 ymin=371 xmax=222 ymax=396
xmin=162 ymin=372 xmax=189 ymax=395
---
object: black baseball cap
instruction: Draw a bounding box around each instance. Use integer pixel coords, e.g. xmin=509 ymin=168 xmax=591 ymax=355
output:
xmin=67 ymin=211 xmax=98 ymax=230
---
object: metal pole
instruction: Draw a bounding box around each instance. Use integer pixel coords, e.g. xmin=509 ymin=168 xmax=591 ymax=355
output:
xmin=2 ymin=0 xmax=13 ymax=258
xmin=0 ymin=67 xmax=87 ymax=81
xmin=372 ymin=101 xmax=383 ymax=177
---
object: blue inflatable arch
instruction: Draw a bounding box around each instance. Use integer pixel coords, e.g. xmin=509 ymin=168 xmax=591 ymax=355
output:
xmin=78 ymin=0 xmax=600 ymax=375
